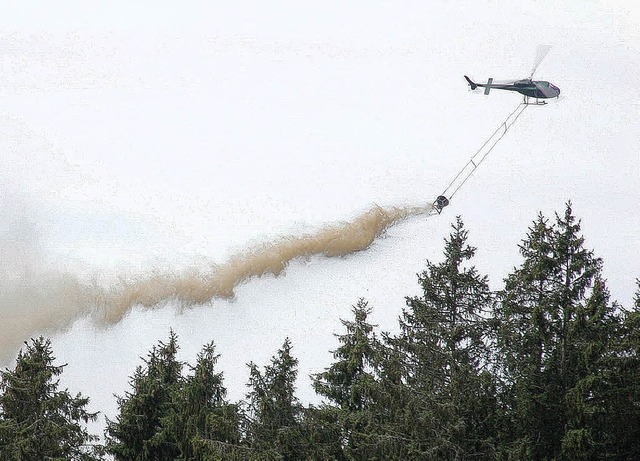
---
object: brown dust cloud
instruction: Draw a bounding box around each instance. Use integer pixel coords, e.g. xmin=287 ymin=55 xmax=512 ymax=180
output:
xmin=0 ymin=203 xmax=432 ymax=364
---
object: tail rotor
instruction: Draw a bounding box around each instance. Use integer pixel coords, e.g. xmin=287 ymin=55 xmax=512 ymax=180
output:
xmin=464 ymin=75 xmax=478 ymax=90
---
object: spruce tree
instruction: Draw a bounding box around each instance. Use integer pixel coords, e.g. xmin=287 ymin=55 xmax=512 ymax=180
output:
xmin=496 ymin=212 xmax=563 ymax=459
xmin=191 ymin=404 xmax=246 ymax=461
xmin=314 ymin=299 xmax=377 ymax=412
xmin=602 ymin=279 xmax=640 ymax=460
xmin=245 ymin=338 xmax=304 ymax=460
xmin=496 ymin=203 xmax=616 ymax=460
xmin=296 ymin=405 xmax=344 ymax=461
xmin=393 ymin=216 xmax=496 ymax=459
xmin=560 ymin=276 xmax=623 ymax=459
xmin=312 ymin=298 xmax=380 ymax=460
xmin=162 ymin=342 xmax=243 ymax=460
xmin=0 ymin=336 xmax=100 ymax=460
xmin=105 ymin=330 xmax=183 ymax=460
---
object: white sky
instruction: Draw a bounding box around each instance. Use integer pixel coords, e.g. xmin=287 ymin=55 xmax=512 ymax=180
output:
xmin=1 ymin=0 xmax=639 ymax=439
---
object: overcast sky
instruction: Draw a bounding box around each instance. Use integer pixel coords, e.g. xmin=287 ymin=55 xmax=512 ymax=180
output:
xmin=1 ymin=0 xmax=639 ymax=437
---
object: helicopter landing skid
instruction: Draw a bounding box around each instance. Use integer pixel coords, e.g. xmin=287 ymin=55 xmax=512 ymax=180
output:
xmin=523 ymin=96 xmax=547 ymax=105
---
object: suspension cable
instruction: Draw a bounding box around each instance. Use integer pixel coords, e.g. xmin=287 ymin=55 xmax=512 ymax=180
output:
xmin=431 ymin=102 xmax=529 ymax=214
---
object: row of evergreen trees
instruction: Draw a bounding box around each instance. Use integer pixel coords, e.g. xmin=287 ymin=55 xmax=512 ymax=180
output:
xmin=1 ymin=204 xmax=639 ymax=460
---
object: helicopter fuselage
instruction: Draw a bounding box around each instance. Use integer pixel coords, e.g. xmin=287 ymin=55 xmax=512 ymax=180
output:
xmin=486 ymin=80 xmax=560 ymax=99
xmin=465 ymin=76 xmax=560 ymax=99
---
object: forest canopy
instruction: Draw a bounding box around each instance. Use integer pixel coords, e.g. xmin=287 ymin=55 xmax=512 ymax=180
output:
xmin=2 ymin=203 xmax=639 ymax=460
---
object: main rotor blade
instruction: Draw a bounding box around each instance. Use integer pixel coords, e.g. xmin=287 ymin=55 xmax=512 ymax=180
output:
xmin=529 ymin=45 xmax=551 ymax=78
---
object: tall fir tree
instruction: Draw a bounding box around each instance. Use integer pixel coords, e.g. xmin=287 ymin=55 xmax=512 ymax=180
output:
xmin=314 ymin=299 xmax=378 ymax=412
xmin=560 ymin=276 xmax=623 ymax=459
xmin=105 ymin=330 xmax=183 ymax=461
xmin=312 ymin=298 xmax=380 ymax=460
xmin=496 ymin=203 xmax=618 ymax=460
xmin=497 ymin=212 xmax=564 ymax=459
xmin=0 ymin=337 xmax=100 ymax=460
xmin=163 ymin=342 xmax=243 ymax=460
xmin=601 ymin=279 xmax=640 ymax=460
xmin=391 ymin=216 xmax=496 ymax=459
xmin=245 ymin=338 xmax=304 ymax=460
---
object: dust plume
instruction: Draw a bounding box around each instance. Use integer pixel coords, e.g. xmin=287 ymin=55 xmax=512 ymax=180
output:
xmin=100 ymin=203 xmax=431 ymax=323
xmin=1 ymin=203 xmax=432 ymax=363
xmin=0 ymin=191 xmax=91 ymax=363
xmin=0 ymin=275 xmax=92 ymax=364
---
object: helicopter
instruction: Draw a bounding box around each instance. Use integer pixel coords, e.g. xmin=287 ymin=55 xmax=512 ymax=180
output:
xmin=464 ymin=45 xmax=560 ymax=105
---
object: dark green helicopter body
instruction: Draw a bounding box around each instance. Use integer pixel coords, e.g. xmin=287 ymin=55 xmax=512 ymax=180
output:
xmin=464 ymin=76 xmax=560 ymax=100
xmin=464 ymin=45 xmax=560 ymax=103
